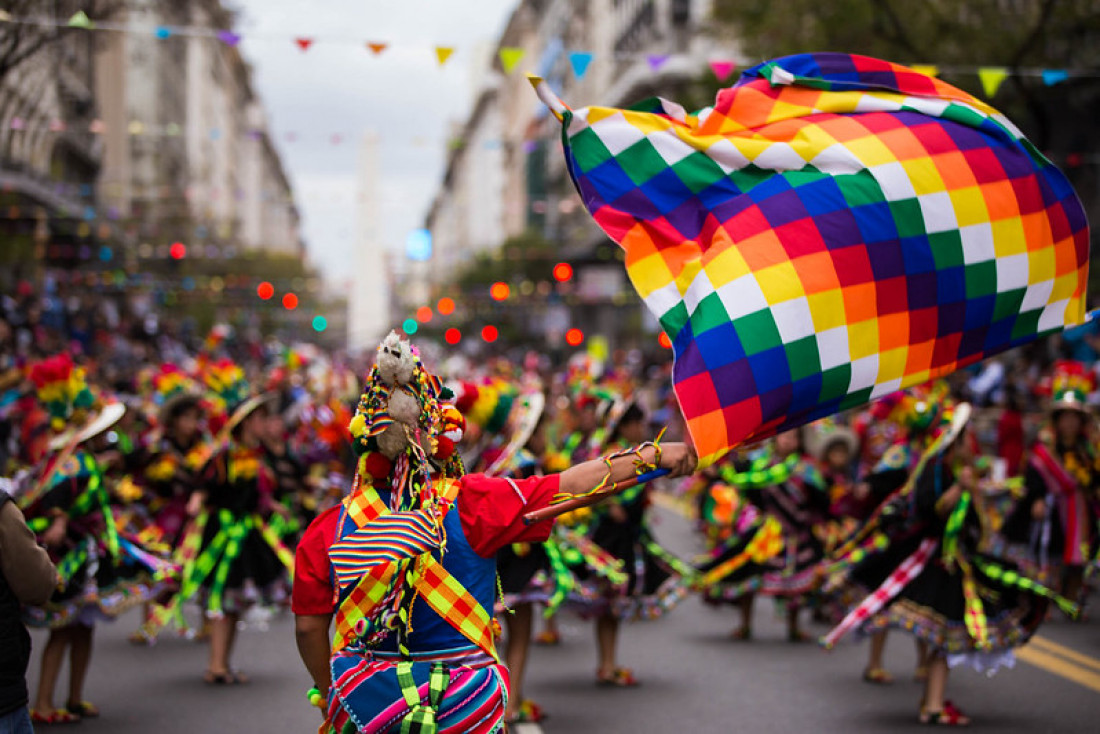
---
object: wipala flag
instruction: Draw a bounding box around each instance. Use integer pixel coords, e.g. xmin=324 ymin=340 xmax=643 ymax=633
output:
xmin=533 ymin=53 xmax=1089 ymax=467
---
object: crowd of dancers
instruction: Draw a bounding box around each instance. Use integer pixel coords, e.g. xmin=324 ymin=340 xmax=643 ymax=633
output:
xmin=1 ymin=309 xmax=1097 ymax=729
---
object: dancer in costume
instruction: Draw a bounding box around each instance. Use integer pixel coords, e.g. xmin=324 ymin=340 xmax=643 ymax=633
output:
xmin=292 ymin=332 xmax=696 ymax=734
xmin=585 ymin=398 xmax=690 ymax=685
xmin=696 ymin=428 xmax=828 ymax=642
xmin=20 ymin=356 xmax=172 ymax=724
xmin=470 ymin=384 xmax=553 ymax=725
xmin=1001 ymin=360 xmax=1099 ymax=604
xmin=129 ymin=365 xmax=210 ymax=644
xmin=183 ymin=361 xmax=294 ymax=685
xmin=824 ymin=385 xmax=953 ymax=685
xmin=823 ymin=403 xmax=1077 ymax=726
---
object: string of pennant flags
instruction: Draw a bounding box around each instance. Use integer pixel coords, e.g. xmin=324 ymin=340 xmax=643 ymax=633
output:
xmin=1 ymin=9 xmax=1097 ymax=100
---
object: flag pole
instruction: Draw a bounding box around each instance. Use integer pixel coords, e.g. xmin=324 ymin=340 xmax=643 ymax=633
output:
xmin=523 ymin=468 xmax=669 ymax=525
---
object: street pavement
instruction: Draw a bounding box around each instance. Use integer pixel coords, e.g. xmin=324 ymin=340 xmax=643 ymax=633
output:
xmin=26 ymin=496 xmax=1100 ymax=733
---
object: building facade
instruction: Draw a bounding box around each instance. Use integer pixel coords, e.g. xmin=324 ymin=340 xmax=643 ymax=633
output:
xmin=418 ymin=0 xmax=730 ymax=351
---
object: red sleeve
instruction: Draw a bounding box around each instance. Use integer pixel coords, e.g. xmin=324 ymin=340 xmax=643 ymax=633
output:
xmin=457 ymin=473 xmax=559 ymax=558
xmin=291 ymin=505 xmax=341 ymax=616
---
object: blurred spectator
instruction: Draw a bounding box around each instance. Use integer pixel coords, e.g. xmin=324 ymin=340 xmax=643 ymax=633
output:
xmin=0 ymin=480 xmax=59 ymax=733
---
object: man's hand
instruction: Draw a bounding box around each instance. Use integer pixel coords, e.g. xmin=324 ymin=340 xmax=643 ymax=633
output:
xmin=658 ymin=442 xmax=698 ymax=478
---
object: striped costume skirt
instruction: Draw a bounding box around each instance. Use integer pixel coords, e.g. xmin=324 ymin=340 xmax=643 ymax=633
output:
xmin=326 ymin=648 xmax=508 ymax=734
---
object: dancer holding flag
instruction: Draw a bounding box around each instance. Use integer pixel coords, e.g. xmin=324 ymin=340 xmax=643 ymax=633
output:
xmin=292 ymin=333 xmax=695 ymax=734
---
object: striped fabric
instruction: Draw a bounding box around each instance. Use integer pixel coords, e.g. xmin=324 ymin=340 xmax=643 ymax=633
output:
xmin=330 ymin=512 xmax=441 ymax=591
xmin=822 ymin=537 xmax=937 ymax=648
xmin=328 ymin=651 xmax=507 ymax=734
xmin=536 ymin=52 xmax=1089 ymax=467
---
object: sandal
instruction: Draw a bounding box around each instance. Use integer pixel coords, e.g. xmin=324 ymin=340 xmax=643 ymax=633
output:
xmin=787 ymin=629 xmax=812 ymax=643
xmin=505 ymin=700 xmax=547 ymax=724
xmin=596 ymin=667 xmax=639 ymax=687
xmin=65 ymin=701 xmax=99 ymax=718
xmin=729 ymin=627 xmax=752 ymax=641
xmin=862 ymin=668 xmax=894 ymax=685
xmin=30 ymin=709 xmax=81 ymax=725
xmin=534 ymin=630 xmax=561 ymax=646
xmin=203 ymin=670 xmax=231 ymax=685
xmin=229 ymin=670 xmax=250 ymax=685
xmin=920 ymin=701 xmax=971 ymax=726
xmin=128 ymin=630 xmax=155 ymax=646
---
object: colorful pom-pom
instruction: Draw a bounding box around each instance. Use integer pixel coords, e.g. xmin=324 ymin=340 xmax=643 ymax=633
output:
xmin=434 ymin=436 xmax=455 ymax=460
xmin=362 ymin=452 xmax=393 ymax=480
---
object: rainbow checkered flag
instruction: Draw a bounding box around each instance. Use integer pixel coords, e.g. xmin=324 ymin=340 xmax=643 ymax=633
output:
xmin=534 ymin=53 xmax=1089 ymax=467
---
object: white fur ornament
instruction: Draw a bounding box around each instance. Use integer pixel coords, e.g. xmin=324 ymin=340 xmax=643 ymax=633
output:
xmin=376 ymin=331 xmax=416 ymax=387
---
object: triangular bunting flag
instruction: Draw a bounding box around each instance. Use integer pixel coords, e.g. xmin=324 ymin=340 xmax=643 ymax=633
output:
xmin=295 ymin=37 xmax=313 ymax=51
xmin=910 ymin=65 xmax=939 ymax=78
xmin=709 ymin=59 xmax=736 ymax=82
xmin=499 ymin=47 xmax=525 ymax=74
xmin=217 ymin=30 xmax=241 ymax=46
xmin=978 ymin=66 xmax=1008 ymax=98
xmin=647 ymin=54 xmax=669 ymax=71
xmin=67 ymin=11 xmax=94 ymax=29
xmin=569 ymin=51 xmax=594 ymax=79
xmin=367 ymin=42 xmax=388 ymax=55
xmin=154 ymin=26 xmax=171 ymax=39
xmin=1042 ymin=69 xmax=1068 ymax=86
xmin=435 ymin=46 xmax=455 ymax=66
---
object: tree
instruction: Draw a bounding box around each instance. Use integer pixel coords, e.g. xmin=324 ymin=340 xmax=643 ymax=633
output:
xmin=710 ymin=0 xmax=1100 ymax=148
xmin=0 ymin=1 xmax=123 ymax=87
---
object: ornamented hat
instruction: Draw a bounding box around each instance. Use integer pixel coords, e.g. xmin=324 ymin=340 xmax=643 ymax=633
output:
xmin=347 ymin=332 xmax=465 ymax=506
xmin=1047 ymin=360 xmax=1094 ymax=414
xmin=805 ymin=418 xmax=859 ymax=462
xmin=29 ymin=354 xmax=125 ymax=451
xmin=153 ymin=363 xmax=202 ymax=426
xmin=201 ymin=359 xmax=270 ymax=436
xmin=454 ymin=380 xmax=516 ymax=435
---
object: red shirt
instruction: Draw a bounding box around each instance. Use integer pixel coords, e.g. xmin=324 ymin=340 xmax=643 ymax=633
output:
xmin=291 ymin=473 xmax=559 ymax=616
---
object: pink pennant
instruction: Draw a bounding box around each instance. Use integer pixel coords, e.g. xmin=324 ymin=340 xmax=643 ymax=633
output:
xmin=295 ymin=38 xmax=313 ymax=51
xmin=709 ymin=60 xmax=736 ymax=82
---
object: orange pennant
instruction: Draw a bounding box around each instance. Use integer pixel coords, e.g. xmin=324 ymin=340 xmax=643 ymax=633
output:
xmin=367 ymin=42 xmax=388 ymax=55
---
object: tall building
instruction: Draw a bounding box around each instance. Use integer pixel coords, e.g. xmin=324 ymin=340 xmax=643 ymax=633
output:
xmin=96 ymin=0 xmax=191 ymax=243
xmin=349 ymin=130 xmax=393 ymax=352
xmin=0 ymin=1 xmax=104 ymax=279
xmin=95 ymin=0 xmax=302 ymax=257
xmin=419 ymin=0 xmax=729 ymax=349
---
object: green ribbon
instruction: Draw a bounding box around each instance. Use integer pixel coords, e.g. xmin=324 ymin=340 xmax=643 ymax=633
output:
xmin=207 ymin=511 xmax=253 ymax=615
xmin=942 ymin=491 xmax=972 ymax=568
xmin=721 ymin=452 xmax=803 ymax=490
xmin=543 ymin=539 xmax=574 ymax=617
xmin=971 ymin=556 xmax=1081 ymax=619
xmin=397 ymin=660 xmax=447 ymax=733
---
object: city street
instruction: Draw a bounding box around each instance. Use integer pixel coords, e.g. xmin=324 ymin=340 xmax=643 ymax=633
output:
xmin=27 ymin=498 xmax=1100 ymax=733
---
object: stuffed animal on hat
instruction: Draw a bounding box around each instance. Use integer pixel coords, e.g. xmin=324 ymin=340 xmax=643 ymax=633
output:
xmin=348 ymin=332 xmax=465 ymax=499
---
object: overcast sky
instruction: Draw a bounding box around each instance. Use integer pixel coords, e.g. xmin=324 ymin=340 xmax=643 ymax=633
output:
xmin=235 ymin=0 xmax=518 ymax=288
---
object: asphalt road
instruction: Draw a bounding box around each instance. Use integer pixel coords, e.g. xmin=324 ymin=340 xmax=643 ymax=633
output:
xmin=25 ymin=497 xmax=1100 ymax=733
